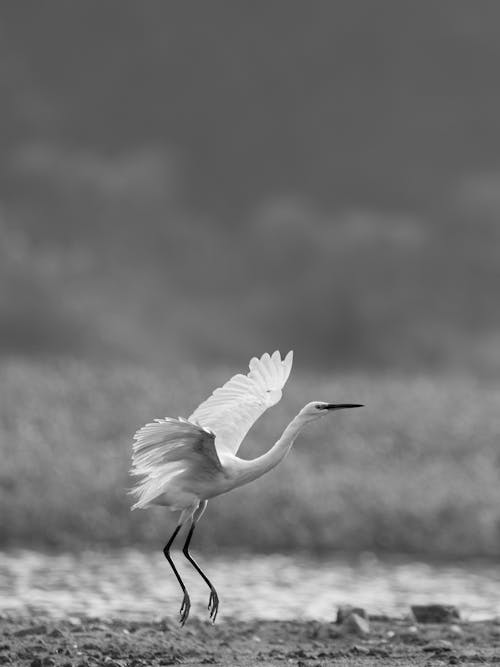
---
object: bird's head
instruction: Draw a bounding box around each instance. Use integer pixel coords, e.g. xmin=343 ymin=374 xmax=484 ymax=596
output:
xmin=299 ymin=401 xmax=363 ymax=423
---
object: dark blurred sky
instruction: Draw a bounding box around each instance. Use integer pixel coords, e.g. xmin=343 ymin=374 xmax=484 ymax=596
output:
xmin=1 ymin=0 xmax=500 ymax=371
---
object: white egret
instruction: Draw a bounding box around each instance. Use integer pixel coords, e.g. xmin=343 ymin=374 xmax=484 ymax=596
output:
xmin=130 ymin=350 xmax=362 ymax=625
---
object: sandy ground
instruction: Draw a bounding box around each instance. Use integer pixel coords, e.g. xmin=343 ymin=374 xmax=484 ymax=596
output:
xmin=1 ymin=615 xmax=500 ymax=667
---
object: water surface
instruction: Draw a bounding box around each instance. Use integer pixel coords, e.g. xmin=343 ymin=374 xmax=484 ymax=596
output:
xmin=1 ymin=550 xmax=499 ymax=621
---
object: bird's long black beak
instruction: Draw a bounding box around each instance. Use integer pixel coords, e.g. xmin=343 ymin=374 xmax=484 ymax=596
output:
xmin=325 ymin=403 xmax=363 ymax=410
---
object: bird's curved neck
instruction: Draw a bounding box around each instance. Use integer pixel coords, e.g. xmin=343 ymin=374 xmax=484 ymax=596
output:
xmin=235 ymin=413 xmax=309 ymax=486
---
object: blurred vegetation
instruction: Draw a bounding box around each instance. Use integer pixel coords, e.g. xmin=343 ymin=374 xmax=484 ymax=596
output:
xmin=1 ymin=359 xmax=500 ymax=557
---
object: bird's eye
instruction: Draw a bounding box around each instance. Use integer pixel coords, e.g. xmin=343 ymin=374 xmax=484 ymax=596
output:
xmin=315 ymin=404 xmax=323 ymax=410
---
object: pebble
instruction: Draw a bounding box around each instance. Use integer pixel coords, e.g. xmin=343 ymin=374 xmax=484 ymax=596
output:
xmin=343 ymin=613 xmax=370 ymax=636
xmin=314 ymin=623 xmax=341 ymax=640
xmin=336 ymin=605 xmax=368 ymax=623
xmin=351 ymin=644 xmax=370 ymax=655
xmin=14 ymin=625 xmax=47 ymax=637
xmin=422 ymin=639 xmax=453 ymax=652
xmin=336 ymin=604 xmax=370 ymax=636
xmin=48 ymin=628 xmax=65 ymax=638
xmin=411 ymin=604 xmax=460 ymax=623
xmin=399 ymin=625 xmax=420 ymax=641
xmin=448 ymin=624 xmax=464 ymax=637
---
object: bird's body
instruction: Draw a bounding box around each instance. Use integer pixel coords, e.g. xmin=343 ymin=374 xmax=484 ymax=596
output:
xmin=130 ymin=351 xmax=362 ymax=625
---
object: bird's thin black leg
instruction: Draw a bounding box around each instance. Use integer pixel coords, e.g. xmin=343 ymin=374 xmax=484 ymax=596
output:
xmin=182 ymin=523 xmax=220 ymax=622
xmin=162 ymin=524 xmax=191 ymax=626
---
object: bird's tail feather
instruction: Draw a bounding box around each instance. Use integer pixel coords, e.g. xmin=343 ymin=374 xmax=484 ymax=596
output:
xmin=129 ymin=461 xmax=186 ymax=509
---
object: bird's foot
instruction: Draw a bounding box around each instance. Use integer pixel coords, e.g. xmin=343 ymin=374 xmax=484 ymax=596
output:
xmin=208 ymin=588 xmax=219 ymax=623
xmin=179 ymin=592 xmax=191 ymax=626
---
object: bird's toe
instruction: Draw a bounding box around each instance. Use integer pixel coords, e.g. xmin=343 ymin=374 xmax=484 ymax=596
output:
xmin=179 ymin=592 xmax=191 ymax=626
xmin=208 ymin=589 xmax=219 ymax=623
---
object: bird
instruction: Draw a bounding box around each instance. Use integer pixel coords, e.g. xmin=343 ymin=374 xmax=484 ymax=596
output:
xmin=129 ymin=350 xmax=362 ymax=625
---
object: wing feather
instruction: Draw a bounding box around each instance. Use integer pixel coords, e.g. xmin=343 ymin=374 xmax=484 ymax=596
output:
xmin=189 ymin=350 xmax=293 ymax=456
xmin=129 ymin=417 xmax=222 ymax=509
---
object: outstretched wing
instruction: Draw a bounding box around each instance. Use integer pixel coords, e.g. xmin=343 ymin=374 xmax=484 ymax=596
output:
xmin=189 ymin=350 xmax=293 ymax=456
xmin=129 ymin=417 xmax=222 ymax=509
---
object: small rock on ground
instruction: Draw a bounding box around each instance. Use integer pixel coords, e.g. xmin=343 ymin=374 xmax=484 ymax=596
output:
xmin=411 ymin=604 xmax=460 ymax=623
xmin=336 ymin=605 xmax=368 ymax=623
xmin=422 ymin=639 xmax=453 ymax=652
xmin=343 ymin=613 xmax=371 ymax=636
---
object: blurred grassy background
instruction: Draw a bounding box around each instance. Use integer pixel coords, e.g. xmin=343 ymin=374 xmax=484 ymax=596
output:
xmin=1 ymin=1 xmax=500 ymax=556
xmin=1 ymin=359 xmax=500 ymax=557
